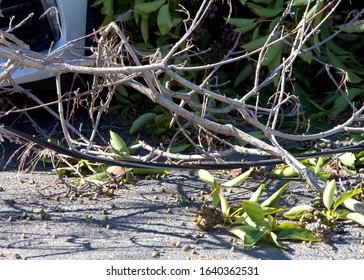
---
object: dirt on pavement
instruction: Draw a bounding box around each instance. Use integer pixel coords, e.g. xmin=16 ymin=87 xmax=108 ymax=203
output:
xmin=1 ymin=143 xmax=363 ymax=260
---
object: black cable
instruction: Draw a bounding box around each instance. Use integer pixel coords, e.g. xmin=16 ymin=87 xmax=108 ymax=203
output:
xmin=2 ymin=123 xmax=364 ymax=170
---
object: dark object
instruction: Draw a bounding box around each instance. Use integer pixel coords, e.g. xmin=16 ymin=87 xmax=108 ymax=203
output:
xmin=2 ymin=123 xmax=364 ymax=170
xmin=0 ymin=0 xmax=59 ymax=51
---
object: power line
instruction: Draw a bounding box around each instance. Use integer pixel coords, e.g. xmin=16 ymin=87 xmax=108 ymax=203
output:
xmin=2 ymin=123 xmax=364 ymax=170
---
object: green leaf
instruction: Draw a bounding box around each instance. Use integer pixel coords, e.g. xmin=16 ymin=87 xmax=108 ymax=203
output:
xmin=130 ymin=112 xmax=157 ymax=134
xmin=225 ymin=17 xmax=256 ymax=27
xmin=242 ymin=200 xmax=268 ymax=227
xmin=283 ymin=205 xmax=314 ymax=220
xmin=212 ymin=184 xmax=221 ymax=207
xmin=355 ymin=151 xmax=364 ymax=159
xmin=110 ymin=130 xmax=129 ymax=155
xmin=229 ymin=225 xmax=268 ymax=249
xmin=246 ymin=3 xmax=282 ymax=18
xmin=220 ymin=193 xmax=229 ymax=216
xmin=198 ymin=169 xmax=216 ymax=188
xmin=169 ymin=144 xmax=190 ymax=153
xmin=337 ymin=20 xmax=364 ymax=33
xmin=91 ymin=0 xmax=106 ymax=7
xmin=116 ymin=84 xmax=128 ymax=96
xmin=274 ymin=0 xmax=284 ymax=9
xmin=341 ymin=212 xmax=364 ymax=226
xmin=263 ymin=206 xmax=285 ymax=215
xmin=277 ymin=228 xmax=321 ymax=242
xmin=232 ymin=212 xmax=248 ymax=225
xmin=267 ymin=231 xmax=289 ymax=249
xmin=323 ymin=179 xmax=336 ymax=210
xmin=154 ymin=114 xmax=170 ymax=125
xmin=134 ymin=0 xmax=165 ymax=15
xmin=333 ymin=187 xmax=362 ymax=211
xmin=292 ymin=0 xmax=310 ymax=6
xmin=198 ymin=169 xmax=220 ymax=207
xmin=226 ymin=17 xmax=258 ymax=33
xmin=124 ymin=172 xmax=136 ymax=184
xmin=262 ymin=40 xmax=283 ymax=67
xmin=307 ymin=96 xmax=327 ymax=111
xmin=356 ymin=157 xmax=364 ymax=166
xmin=338 ymin=152 xmax=356 ymax=169
xmin=273 ymin=166 xmax=299 ymax=177
xmin=249 ymin=184 xmax=265 ymax=202
xmin=234 ymin=64 xmax=254 ymax=87
xmin=140 ymin=15 xmax=149 ymax=43
xmin=95 ymin=0 xmax=114 ymax=25
xmin=84 ymin=161 xmax=104 ymax=174
xmin=327 ymin=41 xmax=351 ymax=56
xmin=157 ymin=4 xmax=173 ymax=35
xmin=107 ymin=105 xmax=123 ymax=115
xmin=295 ymin=0 xmax=324 ymax=31
xmin=325 ymin=47 xmax=362 ymax=84
xmin=243 ymin=226 xmax=269 ymax=249
xmin=97 ymin=0 xmax=113 ymax=14
xmin=314 ymin=157 xmax=325 ymax=174
xmin=221 ymin=168 xmax=252 ymax=187
xmin=330 ymin=88 xmax=364 ymax=117
xmin=252 ymin=0 xmax=274 ymax=4
xmin=242 ymin=34 xmax=278 ymax=51
xmin=261 ymin=183 xmax=288 ymax=207
xmin=53 ymin=166 xmax=75 ymax=175
xmin=266 ymin=40 xmax=283 ymax=86
xmin=337 ymin=33 xmax=358 ymax=42
xmin=228 ymin=226 xmax=246 ymax=241
xmin=275 ymin=222 xmax=302 ymax=231
xmin=85 ymin=171 xmax=109 ymax=182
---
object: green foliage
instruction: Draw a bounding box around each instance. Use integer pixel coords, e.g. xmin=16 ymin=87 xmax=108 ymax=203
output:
xmin=196 ymin=169 xmax=321 ymax=249
xmin=274 ymin=150 xmax=364 ymax=180
xmin=129 ymin=105 xmax=174 ymax=136
xmin=273 ymin=156 xmax=332 ymax=180
xmin=337 ymin=20 xmax=364 ymax=34
xmin=54 ymin=131 xmax=167 ymax=187
xmin=110 ymin=130 xmax=129 ymax=155
xmin=197 ymin=169 xmax=363 ymax=247
xmin=107 ymin=85 xmax=141 ymax=117
xmin=130 ymin=112 xmax=158 ymax=134
xmin=227 ymin=0 xmax=364 ymax=129
xmin=92 ymin=0 xmax=182 ymax=43
xmin=283 ymin=179 xmax=364 ymax=241
xmin=91 ymin=1 xmax=364 ymax=134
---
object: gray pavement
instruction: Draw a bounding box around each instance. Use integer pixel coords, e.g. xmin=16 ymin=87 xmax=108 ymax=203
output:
xmin=0 ymin=147 xmax=363 ymax=259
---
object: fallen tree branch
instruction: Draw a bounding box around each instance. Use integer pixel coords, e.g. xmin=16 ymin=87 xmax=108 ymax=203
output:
xmin=1 ymin=0 xmax=363 ymax=214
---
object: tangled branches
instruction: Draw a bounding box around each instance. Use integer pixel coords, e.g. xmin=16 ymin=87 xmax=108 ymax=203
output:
xmin=0 ymin=0 xmax=364 ymax=208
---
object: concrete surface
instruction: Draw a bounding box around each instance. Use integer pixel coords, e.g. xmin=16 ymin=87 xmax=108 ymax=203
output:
xmin=1 ymin=147 xmax=363 ymax=260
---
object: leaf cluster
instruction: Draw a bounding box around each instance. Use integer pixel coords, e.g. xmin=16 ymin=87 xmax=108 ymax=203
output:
xmin=273 ymin=146 xmax=364 ymax=180
xmin=228 ymin=0 xmax=364 ymax=130
xmin=284 ymin=179 xmax=364 ymax=241
xmin=92 ymin=0 xmax=364 ymax=136
xmin=197 ymin=169 xmax=321 ymax=249
xmin=197 ymin=168 xmax=364 ymax=248
xmin=92 ymin=0 xmax=183 ymax=43
xmin=53 ymin=130 xmax=168 ymax=188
